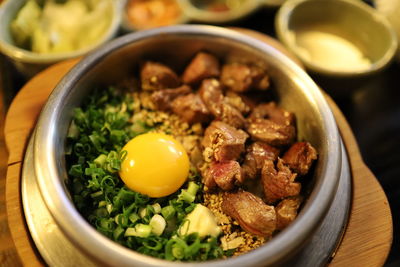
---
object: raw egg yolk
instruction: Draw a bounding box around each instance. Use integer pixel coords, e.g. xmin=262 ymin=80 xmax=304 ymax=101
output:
xmin=119 ymin=133 xmax=190 ymax=198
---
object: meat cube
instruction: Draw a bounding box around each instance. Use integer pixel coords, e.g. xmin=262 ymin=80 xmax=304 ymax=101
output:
xmin=250 ymin=65 xmax=270 ymax=90
xmin=151 ymin=85 xmax=192 ymax=111
xmin=249 ymin=102 xmax=295 ymax=126
xmin=262 ymin=159 xmax=301 ymax=204
xmin=201 ymin=164 xmax=217 ymax=190
xmin=246 ymin=118 xmax=296 ymax=146
xmin=199 ymin=79 xmax=245 ymax=128
xmin=202 ymin=121 xmax=248 ymax=162
xmin=242 ymin=142 xmax=280 ymax=180
xmin=222 ymin=190 xmax=277 ymax=236
xmin=282 ymin=142 xmax=318 ymax=176
xmin=221 ymin=63 xmax=252 ymax=93
xmin=140 ymin=61 xmax=180 ymax=91
xmin=198 ymin=78 xmax=224 ymax=117
xmin=182 ymin=52 xmax=220 ymax=84
xmin=219 ymin=103 xmax=246 ymax=129
xmin=275 ymin=196 xmax=303 ymax=230
xmin=221 ymin=63 xmax=270 ymax=93
xmin=171 ymin=93 xmax=211 ymax=124
xmin=203 ymin=161 xmax=243 ymax=191
xmin=224 ymin=91 xmax=252 ymax=115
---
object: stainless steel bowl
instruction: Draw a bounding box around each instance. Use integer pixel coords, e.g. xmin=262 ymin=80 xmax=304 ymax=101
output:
xmin=33 ymin=25 xmax=341 ymax=266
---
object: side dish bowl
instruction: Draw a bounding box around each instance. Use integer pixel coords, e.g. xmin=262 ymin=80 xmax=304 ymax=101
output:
xmin=275 ymin=0 xmax=398 ymax=78
xmin=33 ymin=25 xmax=341 ymax=266
xmin=0 ymin=0 xmax=122 ymax=77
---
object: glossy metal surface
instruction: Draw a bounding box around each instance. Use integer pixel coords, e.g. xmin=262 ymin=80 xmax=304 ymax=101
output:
xmin=22 ymin=136 xmax=96 ymax=267
xmin=33 ymin=25 xmax=341 ymax=266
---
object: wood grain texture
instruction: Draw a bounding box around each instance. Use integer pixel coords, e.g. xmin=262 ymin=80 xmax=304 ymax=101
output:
xmin=326 ymin=94 xmax=393 ymax=267
xmin=3 ymin=59 xmax=79 ymax=267
xmin=4 ymin=59 xmax=79 ymax=165
xmin=0 ymin=85 xmax=21 ymax=267
xmin=2 ymin=30 xmax=392 ymax=266
xmin=5 ymin=163 xmax=42 ymax=267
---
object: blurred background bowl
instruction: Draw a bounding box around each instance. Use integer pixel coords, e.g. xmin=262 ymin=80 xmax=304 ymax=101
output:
xmin=0 ymin=0 xmax=122 ymax=77
xmin=33 ymin=25 xmax=342 ymax=267
xmin=179 ymin=0 xmax=262 ymax=24
xmin=374 ymin=0 xmax=400 ymax=62
xmin=121 ymin=0 xmax=189 ymax=32
xmin=120 ymin=0 xmax=288 ymax=32
xmin=275 ymin=0 xmax=398 ymax=93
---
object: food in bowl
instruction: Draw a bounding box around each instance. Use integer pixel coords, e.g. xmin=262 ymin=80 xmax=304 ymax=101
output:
xmin=10 ymin=0 xmax=113 ymax=53
xmin=125 ymin=0 xmax=184 ymax=30
xmin=65 ymin=50 xmax=318 ymax=261
xmin=189 ymin=0 xmax=247 ymax=12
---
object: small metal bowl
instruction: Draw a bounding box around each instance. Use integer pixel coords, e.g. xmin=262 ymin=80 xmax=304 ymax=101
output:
xmin=0 ymin=0 xmax=122 ymax=77
xmin=275 ymin=0 xmax=398 ymax=78
xmin=33 ymin=25 xmax=341 ymax=266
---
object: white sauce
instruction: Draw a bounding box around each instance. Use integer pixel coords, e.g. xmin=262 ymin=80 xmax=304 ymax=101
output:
xmin=294 ymin=30 xmax=371 ymax=71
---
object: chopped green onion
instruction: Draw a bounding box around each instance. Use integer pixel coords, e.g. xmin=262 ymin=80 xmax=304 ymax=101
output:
xmin=165 ymin=237 xmax=187 ymax=260
xmin=124 ymin=227 xmax=137 ymax=237
xmin=143 ymin=237 xmax=163 ymax=251
xmin=152 ymin=203 xmax=161 ymax=214
xmin=94 ymin=154 xmax=107 ymax=167
xmin=178 ymin=191 xmax=195 ymax=203
xmin=178 ymin=182 xmax=199 ymax=203
xmin=98 ymin=201 xmax=107 ymax=208
xmin=99 ymin=218 xmax=113 ymax=230
xmin=67 ymin=121 xmax=80 ymax=139
xmin=161 ymin=205 xmax=175 ymax=221
xmin=125 ymin=224 xmax=152 ymax=238
xmin=129 ymin=213 xmax=140 ymax=224
xmin=95 ymin=208 xmax=108 ymax=217
xmin=139 ymin=207 xmax=147 ymax=218
xmin=113 ymin=226 xmax=124 ymax=240
xmin=114 ymin=214 xmax=128 ymax=226
xmin=187 ymin=182 xmax=200 ymax=196
xmin=106 ymin=203 xmax=113 ymax=214
xmin=172 ymin=246 xmax=185 ymax=260
xmin=149 ymin=215 xmax=166 ymax=236
xmin=69 ymin=164 xmax=83 ymax=177
xmin=90 ymin=191 xmax=103 ymax=198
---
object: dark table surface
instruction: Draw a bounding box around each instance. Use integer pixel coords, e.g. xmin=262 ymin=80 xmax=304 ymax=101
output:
xmin=1 ymin=5 xmax=399 ymax=267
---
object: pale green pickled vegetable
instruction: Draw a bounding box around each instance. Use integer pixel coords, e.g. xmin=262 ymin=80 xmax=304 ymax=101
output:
xmin=10 ymin=0 xmax=113 ymax=53
xmin=10 ymin=0 xmax=41 ymax=48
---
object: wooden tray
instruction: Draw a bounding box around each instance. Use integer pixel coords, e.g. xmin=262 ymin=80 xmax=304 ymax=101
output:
xmin=4 ymin=30 xmax=392 ymax=267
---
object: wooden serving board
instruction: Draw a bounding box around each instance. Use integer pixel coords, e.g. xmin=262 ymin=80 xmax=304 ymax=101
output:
xmin=3 ymin=30 xmax=392 ymax=267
